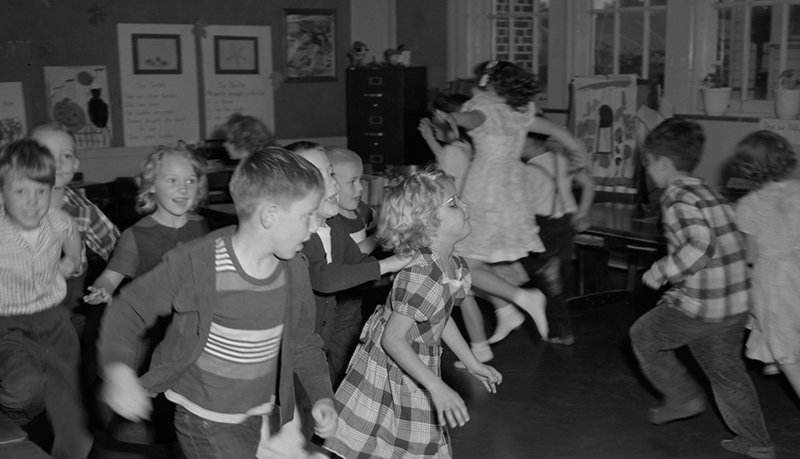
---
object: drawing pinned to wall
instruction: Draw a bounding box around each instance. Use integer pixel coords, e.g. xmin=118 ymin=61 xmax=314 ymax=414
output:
xmin=571 ymin=75 xmax=639 ymax=189
xmin=0 ymin=82 xmax=27 ymax=149
xmin=283 ymin=9 xmax=336 ymax=82
xmin=44 ymin=66 xmax=111 ymax=148
xmin=132 ymin=33 xmax=182 ymax=74
xmin=215 ymin=36 xmax=258 ymax=74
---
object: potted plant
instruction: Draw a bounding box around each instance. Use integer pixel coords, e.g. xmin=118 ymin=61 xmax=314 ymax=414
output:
xmin=774 ymin=69 xmax=800 ymax=120
xmin=700 ymin=64 xmax=732 ymax=116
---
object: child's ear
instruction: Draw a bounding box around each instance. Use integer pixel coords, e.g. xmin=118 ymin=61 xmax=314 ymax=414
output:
xmin=258 ymin=202 xmax=278 ymax=229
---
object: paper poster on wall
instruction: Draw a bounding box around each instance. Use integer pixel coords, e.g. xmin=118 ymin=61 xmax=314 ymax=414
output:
xmin=0 ymin=82 xmax=27 ymax=149
xmin=758 ymin=118 xmax=800 ymax=150
xmin=571 ymin=75 xmax=639 ymax=190
xmin=44 ymin=66 xmax=111 ymax=149
xmin=118 ymin=24 xmax=200 ymax=147
xmin=200 ymin=25 xmax=274 ymax=139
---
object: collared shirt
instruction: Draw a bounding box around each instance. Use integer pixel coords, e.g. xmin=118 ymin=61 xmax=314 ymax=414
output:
xmin=62 ymin=186 xmax=119 ymax=262
xmin=0 ymin=207 xmax=76 ymax=316
xmin=525 ymin=152 xmax=579 ymax=218
xmin=650 ymin=176 xmax=750 ymax=322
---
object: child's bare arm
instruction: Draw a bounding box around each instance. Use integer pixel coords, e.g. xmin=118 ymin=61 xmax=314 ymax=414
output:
xmin=102 ymin=362 xmax=152 ymax=422
xmin=571 ymin=170 xmax=595 ymax=233
xmin=84 ymin=269 xmax=126 ymax=304
xmin=418 ymin=118 xmax=445 ymax=161
xmin=436 ymin=109 xmax=486 ymax=131
xmin=441 ymin=318 xmax=502 ymax=393
xmin=356 ymin=235 xmax=379 ymax=255
xmin=59 ymin=227 xmax=82 ymax=278
xmin=378 ymin=254 xmax=411 ymax=275
xmin=381 ymin=312 xmax=469 ymax=428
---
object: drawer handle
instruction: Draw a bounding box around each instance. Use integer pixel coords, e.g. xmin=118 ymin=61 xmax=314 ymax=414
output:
xmin=369 ymin=116 xmax=383 ymax=125
xmin=370 ymin=154 xmax=384 ymax=163
xmin=364 ymin=132 xmax=384 ymax=137
xmin=368 ymin=77 xmax=383 ymax=85
xmin=363 ymin=93 xmax=383 ymax=98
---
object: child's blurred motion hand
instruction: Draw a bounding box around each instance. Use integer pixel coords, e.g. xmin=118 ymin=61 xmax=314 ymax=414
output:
xmin=418 ymin=118 xmax=435 ymax=141
xmin=642 ymin=267 xmax=664 ymax=290
xmin=572 ymin=212 xmax=592 ymax=233
xmin=430 ymin=381 xmax=469 ymax=428
xmin=102 ymin=362 xmax=152 ymax=422
xmin=311 ymin=398 xmax=338 ymax=438
xmin=84 ymin=286 xmax=112 ymax=305
xmin=467 ymin=364 xmax=503 ymax=394
xmin=379 ymin=254 xmax=413 ymax=276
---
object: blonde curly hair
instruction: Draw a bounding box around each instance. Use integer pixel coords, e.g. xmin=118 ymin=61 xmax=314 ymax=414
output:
xmin=377 ymin=165 xmax=452 ymax=257
xmin=137 ymin=143 xmax=208 ymax=215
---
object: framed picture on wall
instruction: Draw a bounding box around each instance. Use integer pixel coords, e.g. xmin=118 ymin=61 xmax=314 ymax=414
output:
xmin=132 ymin=34 xmax=182 ymax=74
xmin=214 ymin=36 xmax=259 ymax=74
xmin=283 ymin=9 xmax=336 ymax=82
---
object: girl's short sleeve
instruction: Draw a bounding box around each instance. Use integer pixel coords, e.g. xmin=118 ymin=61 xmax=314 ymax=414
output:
xmin=735 ymin=194 xmax=759 ymax=235
xmin=391 ymin=263 xmax=442 ymax=322
xmin=106 ymin=227 xmax=139 ymax=278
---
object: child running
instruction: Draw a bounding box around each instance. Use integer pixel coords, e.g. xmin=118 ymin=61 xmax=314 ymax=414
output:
xmin=326 ymin=166 xmax=502 ymax=459
xmin=731 ymin=130 xmax=800 ymax=403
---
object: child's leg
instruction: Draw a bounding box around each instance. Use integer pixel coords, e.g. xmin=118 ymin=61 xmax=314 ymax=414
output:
xmin=173 ymin=405 xmax=261 ymax=459
xmin=38 ymin=307 xmax=94 ymax=459
xmin=778 ymin=363 xmax=800 ymax=399
xmin=453 ymin=294 xmax=493 ymax=368
xmin=328 ymin=299 xmax=363 ymax=389
xmin=0 ymin=324 xmax=46 ymax=425
xmin=467 ymin=258 xmax=548 ymax=341
xmin=689 ymin=313 xmax=772 ymax=449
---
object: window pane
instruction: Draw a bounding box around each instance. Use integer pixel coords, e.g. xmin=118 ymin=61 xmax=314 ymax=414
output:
xmin=749 ymin=5 xmax=772 ymax=100
xmin=649 ymin=0 xmax=667 ymax=6
xmin=649 ymin=10 xmax=666 ymax=87
xmin=716 ymin=7 xmax=738 ymax=97
xmin=592 ymin=0 xmax=617 ymax=10
xmin=594 ymin=12 xmax=615 ymax=75
xmin=535 ymin=0 xmax=549 ymax=14
xmin=619 ymin=11 xmax=644 ymax=76
xmin=620 ymin=0 xmax=643 ymax=7
xmin=537 ymin=15 xmax=549 ymax=98
xmin=495 ymin=0 xmax=510 ymax=15
xmin=512 ymin=18 xmax=535 ymax=71
xmin=494 ymin=18 xmax=511 ymax=62
xmin=512 ymin=0 xmax=534 ymax=14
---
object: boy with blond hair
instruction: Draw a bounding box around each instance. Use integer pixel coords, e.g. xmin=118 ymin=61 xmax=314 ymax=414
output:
xmin=0 ymin=139 xmax=89 ymax=458
xmin=99 ymin=146 xmax=337 ymax=458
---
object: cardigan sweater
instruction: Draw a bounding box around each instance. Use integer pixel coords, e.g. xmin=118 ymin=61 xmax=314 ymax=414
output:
xmin=98 ymin=226 xmax=333 ymax=426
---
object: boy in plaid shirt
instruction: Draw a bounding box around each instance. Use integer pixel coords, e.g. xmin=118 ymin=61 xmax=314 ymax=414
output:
xmin=629 ymin=119 xmax=775 ymax=459
xmin=31 ymin=121 xmax=119 ymax=337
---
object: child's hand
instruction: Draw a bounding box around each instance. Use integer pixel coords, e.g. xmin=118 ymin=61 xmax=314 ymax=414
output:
xmin=84 ymin=286 xmax=112 ymax=305
xmin=418 ymin=118 xmax=435 ymax=140
xmin=57 ymin=257 xmax=77 ymax=278
xmin=430 ymin=382 xmax=469 ymax=428
xmin=642 ymin=268 xmax=663 ymax=290
xmin=311 ymin=398 xmax=338 ymax=438
xmin=102 ymin=363 xmax=152 ymax=422
xmin=572 ymin=213 xmax=592 ymax=233
xmin=468 ymin=364 xmax=503 ymax=394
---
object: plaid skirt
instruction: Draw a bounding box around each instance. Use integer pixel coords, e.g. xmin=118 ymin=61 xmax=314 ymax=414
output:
xmin=325 ymin=318 xmax=451 ymax=459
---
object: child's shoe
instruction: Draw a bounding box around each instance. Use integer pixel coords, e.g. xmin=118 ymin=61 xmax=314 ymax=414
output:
xmin=454 ymin=341 xmax=493 ymax=369
xmin=514 ymin=289 xmax=548 ymax=338
xmin=647 ymin=396 xmax=705 ymax=425
xmin=487 ymin=304 xmax=525 ymax=344
xmin=720 ymin=438 xmax=776 ymax=459
xmin=762 ymin=363 xmax=780 ymax=376
xmin=0 ymin=411 xmax=27 ymax=445
xmin=542 ymin=335 xmax=575 ymax=346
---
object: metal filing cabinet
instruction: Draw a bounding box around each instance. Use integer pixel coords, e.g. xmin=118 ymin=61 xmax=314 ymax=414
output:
xmin=346 ymin=66 xmax=431 ymax=170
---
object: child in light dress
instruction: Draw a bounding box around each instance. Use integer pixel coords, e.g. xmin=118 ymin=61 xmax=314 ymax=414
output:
xmin=731 ymin=130 xmax=800 ymax=401
xmin=325 ymin=166 xmax=502 ymax=459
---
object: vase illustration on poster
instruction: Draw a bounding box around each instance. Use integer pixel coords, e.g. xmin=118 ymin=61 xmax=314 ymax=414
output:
xmin=44 ymin=66 xmax=112 ymax=148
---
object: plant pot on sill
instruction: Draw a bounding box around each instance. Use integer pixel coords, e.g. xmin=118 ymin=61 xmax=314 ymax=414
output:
xmin=701 ymin=87 xmax=732 ymax=116
xmin=774 ymin=88 xmax=800 ymax=120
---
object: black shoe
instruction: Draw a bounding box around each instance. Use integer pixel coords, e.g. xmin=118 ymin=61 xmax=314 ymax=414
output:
xmin=647 ymin=397 xmax=705 ymax=425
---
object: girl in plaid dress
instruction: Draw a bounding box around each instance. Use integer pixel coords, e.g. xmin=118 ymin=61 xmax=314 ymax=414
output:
xmin=325 ymin=167 xmax=503 ymax=459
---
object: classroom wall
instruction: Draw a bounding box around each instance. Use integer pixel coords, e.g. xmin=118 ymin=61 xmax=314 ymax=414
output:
xmin=395 ymin=0 xmax=448 ymax=90
xmin=0 ymin=0 xmax=351 ymax=147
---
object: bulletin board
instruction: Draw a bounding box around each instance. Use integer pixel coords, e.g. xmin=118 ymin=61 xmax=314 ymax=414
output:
xmin=0 ymin=82 xmax=27 ymax=149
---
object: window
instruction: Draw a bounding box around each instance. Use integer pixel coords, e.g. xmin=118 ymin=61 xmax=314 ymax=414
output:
xmin=490 ymin=0 xmax=549 ymax=104
xmin=588 ymin=0 xmax=667 ymax=88
xmin=712 ymin=0 xmax=800 ymax=106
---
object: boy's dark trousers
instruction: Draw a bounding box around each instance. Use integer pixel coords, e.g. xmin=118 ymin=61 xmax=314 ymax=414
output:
xmin=520 ymin=214 xmax=575 ymax=339
xmin=630 ymin=304 xmax=773 ymax=450
xmin=173 ymin=404 xmax=261 ymax=459
xmin=0 ymin=306 xmax=94 ymax=459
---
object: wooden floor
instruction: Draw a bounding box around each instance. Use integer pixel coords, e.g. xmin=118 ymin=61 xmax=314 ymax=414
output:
xmin=8 ymin=282 xmax=800 ymax=459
